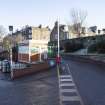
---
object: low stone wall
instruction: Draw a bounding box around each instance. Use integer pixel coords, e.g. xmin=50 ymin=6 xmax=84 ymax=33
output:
xmin=11 ymin=61 xmax=52 ymax=79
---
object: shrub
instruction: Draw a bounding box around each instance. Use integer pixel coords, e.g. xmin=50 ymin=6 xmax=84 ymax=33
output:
xmin=64 ymin=41 xmax=83 ymax=52
xmin=88 ymin=40 xmax=105 ymax=53
xmin=87 ymin=43 xmax=97 ymax=53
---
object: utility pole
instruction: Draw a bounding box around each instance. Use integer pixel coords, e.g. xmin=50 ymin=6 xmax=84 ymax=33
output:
xmin=56 ymin=19 xmax=61 ymax=64
xmin=9 ymin=26 xmax=13 ymax=78
xmin=57 ymin=19 xmax=60 ymax=58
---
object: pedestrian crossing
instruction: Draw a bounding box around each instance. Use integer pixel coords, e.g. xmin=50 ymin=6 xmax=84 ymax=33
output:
xmin=60 ymin=88 xmax=77 ymax=93
xmin=57 ymin=60 xmax=84 ymax=105
xmin=62 ymin=96 xmax=80 ymax=101
xmin=60 ymin=78 xmax=72 ymax=82
xmin=59 ymin=74 xmax=83 ymax=105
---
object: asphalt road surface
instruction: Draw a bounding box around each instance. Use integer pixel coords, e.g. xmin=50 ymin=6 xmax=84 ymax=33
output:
xmin=63 ymin=56 xmax=105 ymax=105
xmin=1 ymin=57 xmax=105 ymax=105
xmin=0 ymin=68 xmax=59 ymax=105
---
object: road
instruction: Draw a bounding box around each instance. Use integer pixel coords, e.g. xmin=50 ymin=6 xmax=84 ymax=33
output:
xmin=0 ymin=68 xmax=59 ymax=105
xmin=1 ymin=57 xmax=105 ymax=105
xmin=62 ymin=56 xmax=105 ymax=105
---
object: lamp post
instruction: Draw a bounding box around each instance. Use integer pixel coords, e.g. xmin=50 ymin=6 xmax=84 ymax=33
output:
xmin=57 ymin=20 xmax=60 ymax=58
xmin=56 ymin=19 xmax=61 ymax=64
xmin=9 ymin=26 xmax=13 ymax=78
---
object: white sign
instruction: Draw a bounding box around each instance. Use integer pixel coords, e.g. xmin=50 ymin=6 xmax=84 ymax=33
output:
xmin=19 ymin=46 xmax=29 ymax=54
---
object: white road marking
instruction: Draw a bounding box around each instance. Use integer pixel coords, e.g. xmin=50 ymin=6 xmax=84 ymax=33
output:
xmin=62 ymin=96 xmax=80 ymax=102
xmin=60 ymin=83 xmax=75 ymax=87
xmin=60 ymin=78 xmax=72 ymax=82
xmin=57 ymin=60 xmax=84 ymax=105
xmin=61 ymin=89 xmax=77 ymax=93
xmin=60 ymin=75 xmax=71 ymax=78
xmin=60 ymin=76 xmax=72 ymax=79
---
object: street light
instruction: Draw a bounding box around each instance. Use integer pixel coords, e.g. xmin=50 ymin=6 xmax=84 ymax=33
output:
xmin=56 ymin=19 xmax=61 ymax=64
xmin=9 ymin=26 xmax=13 ymax=78
xmin=57 ymin=20 xmax=60 ymax=58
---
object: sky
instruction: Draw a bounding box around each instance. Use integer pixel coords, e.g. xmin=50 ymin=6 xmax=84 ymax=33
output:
xmin=0 ymin=0 xmax=105 ymax=32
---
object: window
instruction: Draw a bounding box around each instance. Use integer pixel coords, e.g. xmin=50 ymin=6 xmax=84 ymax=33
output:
xmin=29 ymin=34 xmax=32 ymax=39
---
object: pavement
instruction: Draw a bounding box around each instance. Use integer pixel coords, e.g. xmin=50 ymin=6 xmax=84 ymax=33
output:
xmin=0 ymin=71 xmax=11 ymax=80
xmin=1 ymin=56 xmax=105 ymax=105
xmin=0 ymin=67 xmax=59 ymax=105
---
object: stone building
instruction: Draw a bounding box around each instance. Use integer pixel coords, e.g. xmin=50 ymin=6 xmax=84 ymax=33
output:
xmin=3 ymin=25 xmax=50 ymax=49
xmin=68 ymin=24 xmax=88 ymax=39
xmin=20 ymin=25 xmax=50 ymax=42
xmin=32 ymin=26 xmax=50 ymax=41
xmin=50 ymin=21 xmax=69 ymax=41
xmin=68 ymin=25 xmax=102 ymax=38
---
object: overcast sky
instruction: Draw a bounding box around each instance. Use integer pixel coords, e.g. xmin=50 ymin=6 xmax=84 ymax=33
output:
xmin=0 ymin=0 xmax=105 ymax=31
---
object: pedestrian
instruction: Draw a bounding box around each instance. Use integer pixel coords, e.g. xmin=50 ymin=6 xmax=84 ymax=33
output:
xmin=56 ymin=56 xmax=61 ymax=64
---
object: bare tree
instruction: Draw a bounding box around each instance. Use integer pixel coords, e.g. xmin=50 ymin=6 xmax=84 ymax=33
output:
xmin=70 ymin=8 xmax=87 ymax=37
